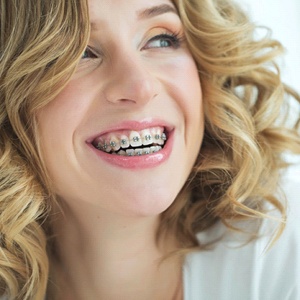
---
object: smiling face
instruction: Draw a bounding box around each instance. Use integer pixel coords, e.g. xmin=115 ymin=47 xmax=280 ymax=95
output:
xmin=37 ymin=0 xmax=204 ymax=217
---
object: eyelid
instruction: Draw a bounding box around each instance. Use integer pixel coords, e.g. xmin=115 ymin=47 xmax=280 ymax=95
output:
xmin=142 ymin=29 xmax=185 ymax=50
xmin=81 ymin=45 xmax=102 ymax=60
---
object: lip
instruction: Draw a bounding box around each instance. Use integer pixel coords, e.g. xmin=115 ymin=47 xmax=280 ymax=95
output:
xmin=86 ymin=119 xmax=174 ymax=169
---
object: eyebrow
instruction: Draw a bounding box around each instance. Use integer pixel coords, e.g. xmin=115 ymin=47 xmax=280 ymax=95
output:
xmin=90 ymin=4 xmax=178 ymax=31
xmin=137 ymin=4 xmax=178 ymax=20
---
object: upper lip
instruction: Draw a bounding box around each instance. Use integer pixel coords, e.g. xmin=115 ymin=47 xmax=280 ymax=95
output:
xmin=86 ymin=118 xmax=174 ymax=143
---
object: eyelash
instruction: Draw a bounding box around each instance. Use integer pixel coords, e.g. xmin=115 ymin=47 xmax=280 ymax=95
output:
xmin=81 ymin=47 xmax=99 ymax=60
xmin=81 ymin=31 xmax=183 ymax=60
xmin=144 ymin=31 xmax=183 ymax=50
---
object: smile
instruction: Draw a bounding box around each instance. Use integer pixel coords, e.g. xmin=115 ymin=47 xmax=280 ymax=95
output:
xmin=92 ymin=126 xmax=167 ymax=156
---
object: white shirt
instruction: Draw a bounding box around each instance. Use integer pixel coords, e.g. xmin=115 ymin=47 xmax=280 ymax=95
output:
xmin=184 ymin=160 xmax=300 ymax=300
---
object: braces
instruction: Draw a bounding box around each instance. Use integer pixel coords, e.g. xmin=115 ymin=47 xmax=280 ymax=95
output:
xmin=123 ymin=146 xmax=162 ymax=156
xmin=96 ymin=133 xmax=167 ymax=152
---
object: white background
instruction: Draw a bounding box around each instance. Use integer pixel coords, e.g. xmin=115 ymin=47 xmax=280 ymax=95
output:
xmin=239 ymin=0 xmax=300 ymax=94
xmin=239 ymin=0 xmax=300 ymax=166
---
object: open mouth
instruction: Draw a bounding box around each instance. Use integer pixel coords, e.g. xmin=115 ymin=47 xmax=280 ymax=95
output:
xmin=91 ymin=126 xmax=168 ymax=157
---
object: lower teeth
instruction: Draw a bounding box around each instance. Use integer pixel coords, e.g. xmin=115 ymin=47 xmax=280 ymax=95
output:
xmin=113 ymin=146 xmax=162 ymax=156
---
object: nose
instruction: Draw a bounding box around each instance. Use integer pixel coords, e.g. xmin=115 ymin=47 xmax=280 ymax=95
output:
xmin=103 ymin=53 xmax=159 ymax=106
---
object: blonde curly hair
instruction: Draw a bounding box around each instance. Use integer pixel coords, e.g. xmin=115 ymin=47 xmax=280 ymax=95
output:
xmin=0 ymin=0 xmax=299 ymax=299
xmin=160 ymin=0 xmax=300 ymax=247
xmin=0 ymin=1 xmax=89 ymax=299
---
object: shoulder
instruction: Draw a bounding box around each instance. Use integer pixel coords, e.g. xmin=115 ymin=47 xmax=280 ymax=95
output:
xmin=184 ymin=159 xmax=300 ymax=300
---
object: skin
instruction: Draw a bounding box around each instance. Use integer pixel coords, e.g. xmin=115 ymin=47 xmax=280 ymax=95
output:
xmin=37 ymin=0 xmax=204 ymax=299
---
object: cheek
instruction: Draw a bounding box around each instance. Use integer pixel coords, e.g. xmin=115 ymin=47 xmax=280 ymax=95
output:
xmin=177 ymin=56 xmax=204 ymax=155
xmin=183 ymin=58 xmax=203 ymax=125
xmin=166 ymin=54 xmax=203 ymax=123
xmin=48 ymin=83 xmax=90 ymax=121
xmin=37 ymin=80 xmax=92 ymax=140
xmin=163 ymin=52 xmax=201 ymax=96
xmin=36 ymin=85 xmax=90 ymax=181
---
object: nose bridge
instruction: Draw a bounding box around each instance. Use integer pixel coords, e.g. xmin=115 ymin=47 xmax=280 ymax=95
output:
xmin=103 ymin=49 xmax=158 ymax=105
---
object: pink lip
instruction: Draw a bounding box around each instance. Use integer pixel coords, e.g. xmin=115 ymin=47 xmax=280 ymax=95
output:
xmin=86 ymin=119 xmax=174 ymax=169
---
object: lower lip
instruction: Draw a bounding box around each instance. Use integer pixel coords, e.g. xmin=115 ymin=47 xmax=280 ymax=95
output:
xmin=87 ymin=131 xmax=174 ymax=169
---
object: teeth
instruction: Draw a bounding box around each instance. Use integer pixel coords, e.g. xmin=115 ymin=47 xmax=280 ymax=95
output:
xmin=117 ymin=150 xmax=126 ymax=156
xmin=129 ymin=131 xmax=142 ymax=147
xmin=93 ymin=126 xmax=168 ymax=154
xmin=115 ymin=146 xmax=161 ymax=156
xmin=151 ymin=146 xmax=162 ymax=153
xmin=120 ymin=135 xmax=130 ymax=148
xmin=109 ymin=135 xmax=120 ymax=151
xmin=151 ymin=128 xmax=164 ymax=145
xmin=134 ymin=149 xmax=143 ymax=156
xmin=150 ymin=146 xmax=157 ymax=153
xmin=141 ymin=129 xmax=153 ymax=146
xmin=103 ymin=142 xmax=112 ymax=153
xmin=143 ymin=147 xmax=150 ymax=155
xmin=126 ymin=149 xmax=135 ymax=156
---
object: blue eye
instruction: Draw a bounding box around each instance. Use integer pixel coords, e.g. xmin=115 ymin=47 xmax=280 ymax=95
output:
xmin=145 ymin=33 xmax=182 ymax=50
xmin=81 ymin=47 xmax=98 ymax=59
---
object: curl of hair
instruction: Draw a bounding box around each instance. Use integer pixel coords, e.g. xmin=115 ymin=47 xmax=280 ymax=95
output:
xmin=0 ymin=0 xmax=89 ymax=299
xmin=159 ymin=0 xmax=300 ymax=248
xmin=1 ymin=0 xmax=300 ymax=298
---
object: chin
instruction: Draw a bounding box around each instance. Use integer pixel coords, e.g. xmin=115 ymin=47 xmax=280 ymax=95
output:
xmin=117 ymin=185 xmax=180 ymax=218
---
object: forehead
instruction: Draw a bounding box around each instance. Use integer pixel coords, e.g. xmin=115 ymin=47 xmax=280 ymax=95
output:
xmin=88 ymin=0 xmax=177 ymax=28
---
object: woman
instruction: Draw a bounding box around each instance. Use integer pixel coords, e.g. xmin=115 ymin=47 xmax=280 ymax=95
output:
xmin=0 ymin=0 xmax=299 ymax=299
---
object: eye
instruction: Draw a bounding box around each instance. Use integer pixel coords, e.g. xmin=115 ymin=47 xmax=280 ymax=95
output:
xmin=143 ymin=32 xmax=182 ymax=50
xmin=81 ymin=46 xmax=99 ymax=59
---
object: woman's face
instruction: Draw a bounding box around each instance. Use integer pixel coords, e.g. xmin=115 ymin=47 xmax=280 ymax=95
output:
xmin=37 ymin=0 xmax=204 ymax=217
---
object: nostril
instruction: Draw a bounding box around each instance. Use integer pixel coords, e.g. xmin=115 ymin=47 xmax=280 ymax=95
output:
xmin=117 ymin=98 xmax=137 ymax=104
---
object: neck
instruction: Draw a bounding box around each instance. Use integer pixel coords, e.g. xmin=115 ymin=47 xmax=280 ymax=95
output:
xmin=48 ymin=201 xmax=182 ymax=300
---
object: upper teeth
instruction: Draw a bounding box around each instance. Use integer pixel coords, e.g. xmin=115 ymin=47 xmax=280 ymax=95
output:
xmin=93 ymin=127 xmax=167 ymax=154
